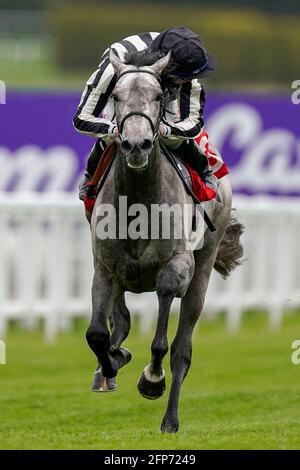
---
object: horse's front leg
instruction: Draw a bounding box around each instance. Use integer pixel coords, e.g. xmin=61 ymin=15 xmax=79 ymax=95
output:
xmin=86 ymin=265 xmax=128 ymax=392
xmin=110 ymin=293 xmax=131 ymax=350
xmin=137 ymin=252 xmax=194 ymax=400
xmin=109 ymin=293 xmax=132 ymax=370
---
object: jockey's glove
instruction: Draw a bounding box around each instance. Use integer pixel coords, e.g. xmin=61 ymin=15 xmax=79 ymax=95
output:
xmin=159 ymin=123 xmax=172 ymax=137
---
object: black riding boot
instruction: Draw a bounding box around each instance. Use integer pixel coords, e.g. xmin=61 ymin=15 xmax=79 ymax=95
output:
xmin=176 ymin=139 xmax=218 ymax=192
xmin=79 ymin=139 xmax=106 ymax=200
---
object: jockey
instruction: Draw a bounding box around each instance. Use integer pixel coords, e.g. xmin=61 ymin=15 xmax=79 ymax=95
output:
xmin=74 ymin=26 xmax=228 ymax=202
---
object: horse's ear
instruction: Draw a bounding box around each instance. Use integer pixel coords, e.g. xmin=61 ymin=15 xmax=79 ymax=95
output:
xmin=109 ymin=49 xmax=126 ymax=75
xmin=149 ymin=51 xmax=171 ymax=76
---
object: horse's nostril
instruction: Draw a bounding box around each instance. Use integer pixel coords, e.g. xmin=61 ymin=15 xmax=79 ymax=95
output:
xmin=139 ymin=139 xmax=153 ymax=152
xmin=120 ymin=140 xmax=133 ymax=153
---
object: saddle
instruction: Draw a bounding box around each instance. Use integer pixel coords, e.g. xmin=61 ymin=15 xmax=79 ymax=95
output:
xmin=159 ymin=142 xmax=217 ymax=203
xmin=84 ymin=140 xmax=216 ymax=231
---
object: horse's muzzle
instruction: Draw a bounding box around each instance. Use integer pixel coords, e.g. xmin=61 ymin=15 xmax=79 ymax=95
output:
xmin=126 ymin=154 xmax=149 ymax=171
xmin=122 ymin=142 xmax=151 ymax=171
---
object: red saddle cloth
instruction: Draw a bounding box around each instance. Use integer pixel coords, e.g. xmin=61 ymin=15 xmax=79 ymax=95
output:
xmin=84 ymin=194 xmax=97 ymax=219
xmin=183 ymin=162 xmax=217 ymax=202
xmin=84 ymin=141 xmax=217 ymax=218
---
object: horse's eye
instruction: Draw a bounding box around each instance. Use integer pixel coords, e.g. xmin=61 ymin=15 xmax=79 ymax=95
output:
xmin=112 ymin=94 xmax=120 ymax=102
xmin=155 ymin=94 xmax=163 ymax=102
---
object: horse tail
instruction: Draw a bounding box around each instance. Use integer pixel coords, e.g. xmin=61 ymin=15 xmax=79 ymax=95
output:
xmin=214 ymin=211 xmax=244 ymax=278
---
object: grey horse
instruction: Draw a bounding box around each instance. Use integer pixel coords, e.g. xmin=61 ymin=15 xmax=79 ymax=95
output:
xmin=86 ymin=49 xmax=243 ymax=433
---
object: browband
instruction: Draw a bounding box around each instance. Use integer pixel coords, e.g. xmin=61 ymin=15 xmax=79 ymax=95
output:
xmin=116 ymin=69 xmax=162 ymax=85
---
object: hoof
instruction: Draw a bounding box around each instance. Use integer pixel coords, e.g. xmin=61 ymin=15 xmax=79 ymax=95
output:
xmin=119 ymin=347 xmax=132 ymax=368
xmin=90 ymin=368 xmax=117 ymax=393
xmin=90 ymin=348 xmax=131 ymax=393
xmin=110 ymin=347 xmax=132 ymax=370
xmin=161 ymin=415 xmax=179 ymax=433
xmin=137 ymin=368 xmax=166 ymax=400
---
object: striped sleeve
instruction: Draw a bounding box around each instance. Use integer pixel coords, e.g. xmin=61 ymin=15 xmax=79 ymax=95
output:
xmin=165 ymin=80 xmax=205 ymax=140
xmin=73 ymin=31 xmax=160 ymax=139
xmin=73 ymin=57 xmax=118 ymax=138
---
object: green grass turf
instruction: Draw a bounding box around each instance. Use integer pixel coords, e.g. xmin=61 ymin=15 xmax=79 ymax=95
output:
xmin=0 ymin=311 xmax=300 ymax=450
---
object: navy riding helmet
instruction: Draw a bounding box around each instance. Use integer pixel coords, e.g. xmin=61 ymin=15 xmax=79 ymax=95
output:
xmin=150 ymin=26 xmax=217 ymax=79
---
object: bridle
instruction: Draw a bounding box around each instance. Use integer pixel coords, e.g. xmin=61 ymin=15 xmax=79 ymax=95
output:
xmin=114 ymin=69 xmax=165 ymax=143
xmin=113 ymin=68 xmax=216 ymax=232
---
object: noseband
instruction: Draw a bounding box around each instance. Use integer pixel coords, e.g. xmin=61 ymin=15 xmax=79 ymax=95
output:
xmin=115 ymin=69 xmax=164 ymax=142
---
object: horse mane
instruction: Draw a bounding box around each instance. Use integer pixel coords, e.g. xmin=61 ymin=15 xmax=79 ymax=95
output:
xmin=123 ymin=50 xmax=176 ymax=94
xmin=124 ymin=50 xmax=164 ymax=67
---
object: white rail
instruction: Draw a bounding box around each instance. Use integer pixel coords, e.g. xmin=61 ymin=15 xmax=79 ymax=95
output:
xmin=0 ymin=193 xmax=299 ymax=340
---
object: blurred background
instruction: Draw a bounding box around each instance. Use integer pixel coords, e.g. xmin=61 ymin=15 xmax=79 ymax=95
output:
xmin=0 ymin=0 xmax=300 ymax=450
xmin=1 ymin=0 xmax=300 ymax=89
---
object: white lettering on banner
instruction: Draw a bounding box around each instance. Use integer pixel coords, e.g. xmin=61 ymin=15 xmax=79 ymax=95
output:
xmin=1 ymin=103 xmax=299 ymax=194
xmin=207 ymin=103 xmax=262 ymax=151
xmin=206 ymin=103 xmax=300 ymax=193
xmin=229 ymin=129 xmax=297 ymax=191
xmin=0 ymin=145 xmax=79 ymax=192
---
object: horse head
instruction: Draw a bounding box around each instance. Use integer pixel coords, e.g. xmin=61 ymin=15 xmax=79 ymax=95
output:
xmin=109 ymin=49 xmax=170 ymax=171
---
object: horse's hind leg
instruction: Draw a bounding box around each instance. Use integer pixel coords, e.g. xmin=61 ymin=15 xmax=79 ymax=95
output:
xmin=137 ymin=252 xmax=194 ymax=400
xmin=86 ymin=266 xmax=126 ymax=392
xmin=160 ymin=252 xmax=216 ymax=433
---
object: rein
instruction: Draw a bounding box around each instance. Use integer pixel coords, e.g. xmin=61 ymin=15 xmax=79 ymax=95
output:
xmin=115 ymin=69 xmax=164 ymax=142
